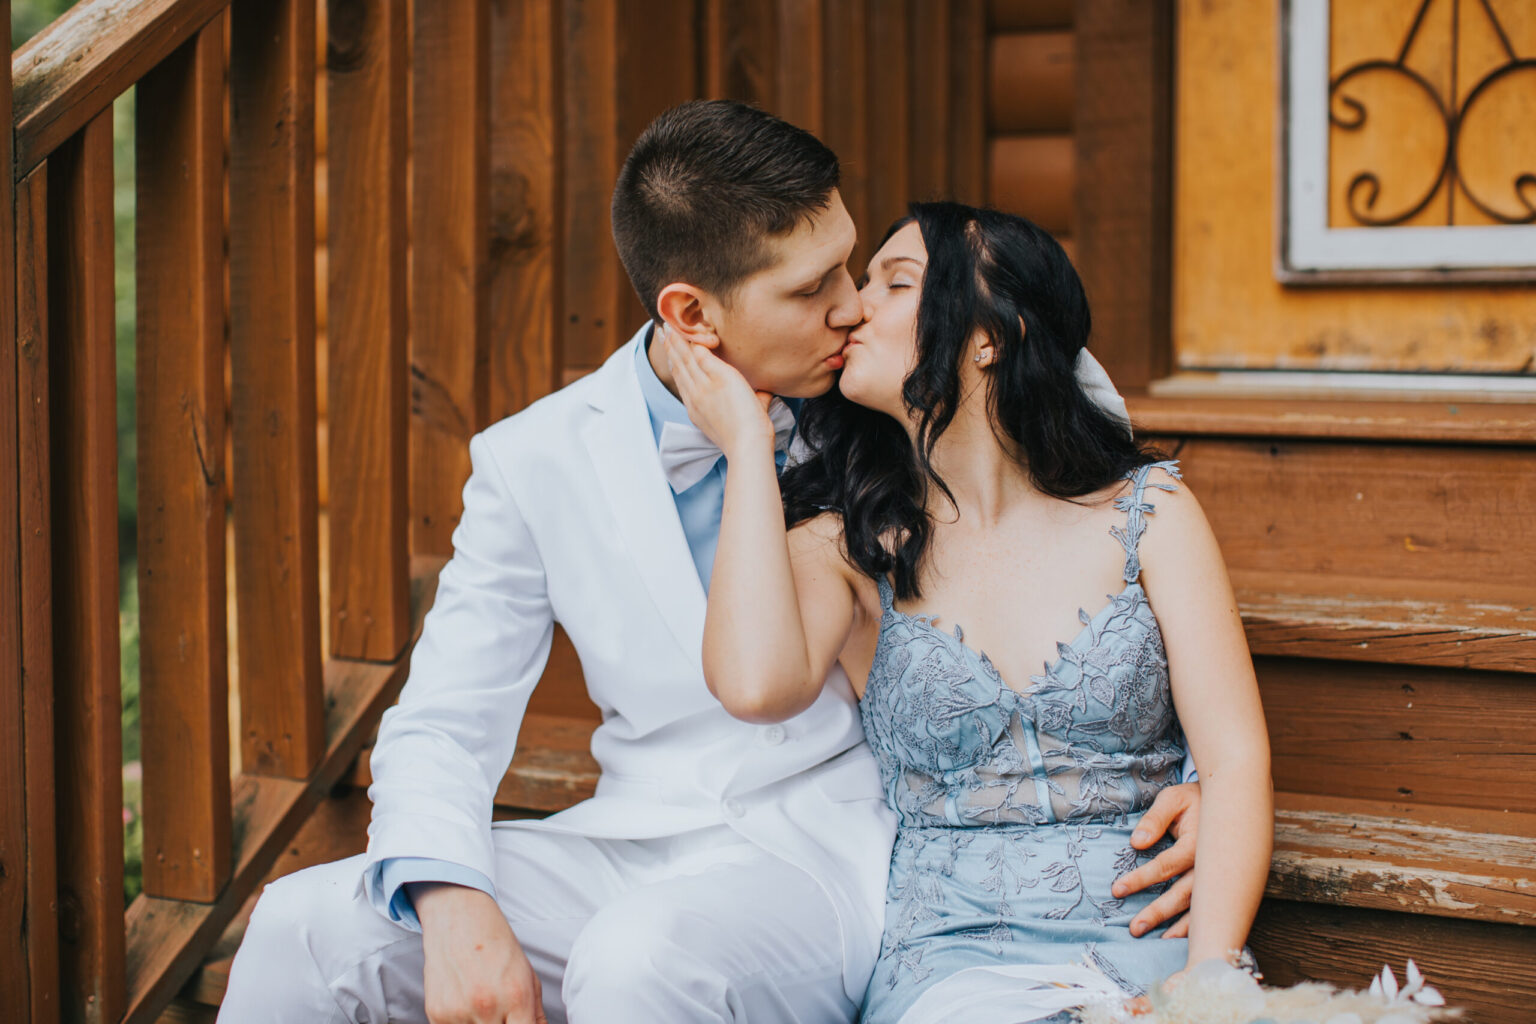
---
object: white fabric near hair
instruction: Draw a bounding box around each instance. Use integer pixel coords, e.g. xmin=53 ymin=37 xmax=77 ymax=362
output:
xmin=1075 ymin=348 xmax=1133 ymax=438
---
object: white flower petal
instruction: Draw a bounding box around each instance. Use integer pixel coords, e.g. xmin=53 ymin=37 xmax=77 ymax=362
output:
xmin=1380 ymin=964 xmax=1399 ymax=1000
xmin=1406 ymin=959 xmax=1424 ymax=990
xmin=1414 ymin=987 xmax=1447 ymax=1007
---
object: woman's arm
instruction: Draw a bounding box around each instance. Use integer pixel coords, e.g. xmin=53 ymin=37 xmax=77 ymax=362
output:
xmin=664 ymin=332 xmax=860 ymax=722
xmin=1138 ymin=473 xmax=1273 ymax=970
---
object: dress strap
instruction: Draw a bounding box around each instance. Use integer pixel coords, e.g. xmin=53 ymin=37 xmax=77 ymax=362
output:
xmin=1110 ymin=459 xmax=1182 ymax=583
xmin=876 ymin=574 xmax=896 ymax=612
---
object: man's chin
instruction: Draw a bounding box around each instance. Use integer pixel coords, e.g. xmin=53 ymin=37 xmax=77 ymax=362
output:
xmin=774 ymin=373 xmax=840 ymax=401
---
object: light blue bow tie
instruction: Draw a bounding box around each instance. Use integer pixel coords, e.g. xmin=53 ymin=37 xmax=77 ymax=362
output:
xmin=658 ymin=398 xmax=797 ymax=493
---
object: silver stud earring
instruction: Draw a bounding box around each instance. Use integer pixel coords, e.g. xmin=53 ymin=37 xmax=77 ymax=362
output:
xmin=974 ymin=353 xmax=984 ymax=364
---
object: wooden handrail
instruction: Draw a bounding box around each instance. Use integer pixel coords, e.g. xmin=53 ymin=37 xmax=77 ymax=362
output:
xmin=11 ymin=0 xmax=228 ymax=180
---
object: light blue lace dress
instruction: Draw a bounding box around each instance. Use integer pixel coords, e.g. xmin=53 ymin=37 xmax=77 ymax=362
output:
xmin=859 ymin=461 xmax=1190 ymax=1024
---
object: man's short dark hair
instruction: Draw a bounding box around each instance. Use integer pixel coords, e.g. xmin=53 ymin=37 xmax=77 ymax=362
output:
xmin=612 ymin=100 xmax=840 ymax=322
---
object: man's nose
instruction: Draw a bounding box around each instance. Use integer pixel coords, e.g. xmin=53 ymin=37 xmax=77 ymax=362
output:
xmin=826 ymin=270 xmax=862 ymax=329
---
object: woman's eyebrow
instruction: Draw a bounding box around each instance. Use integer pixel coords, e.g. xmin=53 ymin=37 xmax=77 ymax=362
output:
xmin=881 ymin=255 xmax=926 ymax=272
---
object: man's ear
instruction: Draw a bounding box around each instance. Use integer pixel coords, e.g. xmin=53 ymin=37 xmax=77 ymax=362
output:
xmin=656 ymin=283 xmax=719 ymax=348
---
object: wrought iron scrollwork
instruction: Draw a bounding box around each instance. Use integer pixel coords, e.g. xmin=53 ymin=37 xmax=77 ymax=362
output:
xmin=1329 ymin=0 xmax=1536 ymax=226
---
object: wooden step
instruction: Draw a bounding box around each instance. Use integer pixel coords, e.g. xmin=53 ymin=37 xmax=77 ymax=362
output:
xmin=1235 ymin=571 xmax=1536 ymax=674
xmin=1266 ymin=792 xmax=1536 ymax=925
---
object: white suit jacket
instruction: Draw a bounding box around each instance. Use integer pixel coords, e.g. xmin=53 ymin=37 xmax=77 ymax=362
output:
xmin=362 ymin=328 xmax=897 ymax=1000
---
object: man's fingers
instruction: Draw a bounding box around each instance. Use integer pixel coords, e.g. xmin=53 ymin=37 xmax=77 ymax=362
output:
xmin=1130 ymin=782 xmax=1194 ymax=849
xmin=1112 ymin=827 xmax=1195 ymax=898
xmin=1129 ymin=872 xmax=1194 ymax=937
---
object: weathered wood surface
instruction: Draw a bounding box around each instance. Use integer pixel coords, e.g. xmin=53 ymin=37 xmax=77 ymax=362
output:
xmin=10 ymin=0 xmax=229 ymax=178
xmin=326 ymin=0 xmax=410 ymax=661
xmin=1233 ymin=571 xmax=1535 ymax=674
xmin=1267 ymin=793 xmax=1536 ymax=925
xmin=1259 ymin=657 xmax=1534 ymax=813
xmin=122 ymin=564 xmax=440 ymax=1024
xmin=1073 ymin=0 xmax=1172 ymax=389
xmin=136 ymin=15 xmax=232 ymax=903
xmin=1250 ymin=899 xmax=1536 ymax=1024
xmin=410 ymin=0 xmax=490 ymax=557
xmin=15 ymin=160 xmax=63 ymax=1024
xmin=1131 ymin=396 xmax=1536 ymax=446
xmin=989 ymin=30 xmax=1074 ymax=133
xmin=229 ymin=0 xmax=325 ymax=778
xmin=48 ymin=110 xmax=126 ymax=1024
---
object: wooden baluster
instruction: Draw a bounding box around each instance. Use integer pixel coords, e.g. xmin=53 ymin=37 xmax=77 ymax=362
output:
xmin=488 ymin=0 xmax=563 ymax=421
xmin=135 ymin=14 xmax=232 ymax=902
xmin=16 ymin=161 xmax=63 ymax=1024
xmin=229 ymin=0 xmax=325 ymax=778
xmin=410 ymin=0 xmax=490 ymax=556
xmin=47 ymin=110 xmax=125 ymax=1024
xmin=326 ymin=0 xmax=410 ymax=661
xmin=1 ymin=1 xmax=33 ymax=1013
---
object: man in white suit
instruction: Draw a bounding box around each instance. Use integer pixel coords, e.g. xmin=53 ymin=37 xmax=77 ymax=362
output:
xmin=221 ymin=100 xmax=1203 ymax=1024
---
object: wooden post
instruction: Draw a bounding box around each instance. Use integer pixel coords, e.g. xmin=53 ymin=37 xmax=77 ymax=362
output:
xmin=410 ymin=0 xmax=490 ymax=556
xmin=135 ymin=13 xmax=232 ymax=902
xmin=0 ymin=2 xmax=32 ymax=1014
xmin=47 ymin=109 xmax=125 ymax=1024
xmin=16 ymin=161 xmax=62 ymax=1024
xmin=1073 ymin=0 xmax=1174 ymax=389
xmin=229 ymin=0 xmax=326 ymax=778
xmin=326 ymin=0 xmax=410 ymax=661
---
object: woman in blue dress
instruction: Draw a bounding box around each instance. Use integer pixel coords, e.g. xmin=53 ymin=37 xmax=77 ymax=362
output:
xmin=663 ymin=202 xmax=1272 ymax=1023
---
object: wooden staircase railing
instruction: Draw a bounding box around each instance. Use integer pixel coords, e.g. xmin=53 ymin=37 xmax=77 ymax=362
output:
xmin=0 ymin=1 xmax=474 ymax=1020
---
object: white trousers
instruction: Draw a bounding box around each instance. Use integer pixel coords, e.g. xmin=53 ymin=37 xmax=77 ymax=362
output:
xmin=218 ymin=822 xmax=857 ymax=1024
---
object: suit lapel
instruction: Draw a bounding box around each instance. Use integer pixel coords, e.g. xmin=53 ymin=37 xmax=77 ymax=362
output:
xmin=581 ymin=333 xmax=707 ymax=668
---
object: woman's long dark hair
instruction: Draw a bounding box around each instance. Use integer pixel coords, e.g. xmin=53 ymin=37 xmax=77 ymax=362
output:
xmin=781 ymin=201 xmax=1162 ymax=600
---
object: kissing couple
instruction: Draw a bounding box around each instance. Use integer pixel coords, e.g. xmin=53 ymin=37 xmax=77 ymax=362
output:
xmin=220 ymin=99 xmax=1273 ymax=1024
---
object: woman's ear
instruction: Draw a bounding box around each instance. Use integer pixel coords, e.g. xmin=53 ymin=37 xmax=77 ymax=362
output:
xmin=971 ymin=329 xmax=999 ymax=369
xmin=656 ymin=283 xmax=719 ymax=348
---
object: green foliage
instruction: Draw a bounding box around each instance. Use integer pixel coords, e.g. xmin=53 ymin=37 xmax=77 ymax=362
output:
xmin=11 ymin=0 xmax=77 ymax=49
